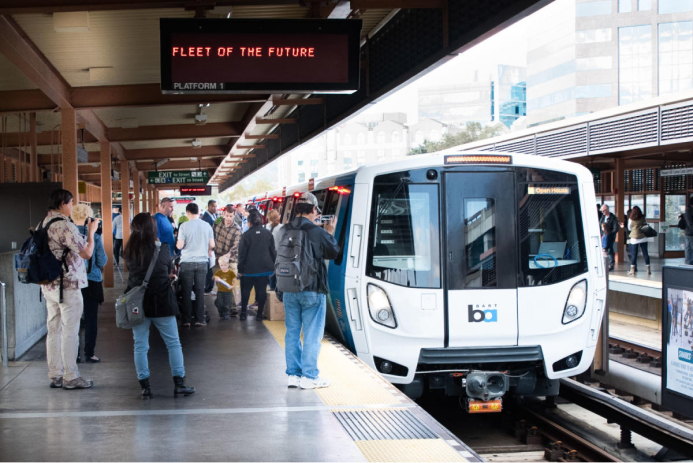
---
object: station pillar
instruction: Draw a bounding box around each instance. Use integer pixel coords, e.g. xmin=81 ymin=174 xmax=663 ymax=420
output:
xmin=120 ymin=161 xmax=131 ymax=250
xmin=615 ymin=158 xmax=625 ymax=263
xmin=30 ymin=112 xmax=38 ymax=182
xmin=61 ymin=108 xmax=79 ymax=199
xmin=100 ymin=142 xmax=114 ymax=288
xmin=133 ymin=168 xmax=140 ymax=216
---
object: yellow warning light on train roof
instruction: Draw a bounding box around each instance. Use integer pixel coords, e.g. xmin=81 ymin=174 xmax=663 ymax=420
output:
xmin=445 ymin=155 xmax=512 ymax=165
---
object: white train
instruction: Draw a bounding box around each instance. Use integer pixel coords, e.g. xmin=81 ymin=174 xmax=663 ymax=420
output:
xmin=246 ymin=151 xmax=607 ymax=406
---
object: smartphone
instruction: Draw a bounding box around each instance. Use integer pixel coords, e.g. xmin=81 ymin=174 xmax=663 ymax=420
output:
xmin=320 ymin=215 xmax=334 ymax=224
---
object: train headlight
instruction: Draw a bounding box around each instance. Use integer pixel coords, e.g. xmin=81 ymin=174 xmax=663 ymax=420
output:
xmin=562 ymin=279 xmax=587 ymax=324
xmin=367 ymin=284 xmax=397 ymax=329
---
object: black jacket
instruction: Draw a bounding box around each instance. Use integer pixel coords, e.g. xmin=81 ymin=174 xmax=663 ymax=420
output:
xmin=278 ymin=217 xmax=340 ymax=294
xmin=600 ymin=213 xmax=619 ymax=236
xmin=125 ymin=243 xmax=179 ymax=318
xmin=238 ymin=225 xmax=277 ymax=275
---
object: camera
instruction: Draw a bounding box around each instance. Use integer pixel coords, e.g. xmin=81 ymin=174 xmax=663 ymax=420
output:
xmin=84 ymin=217 xmax=103 ymax=235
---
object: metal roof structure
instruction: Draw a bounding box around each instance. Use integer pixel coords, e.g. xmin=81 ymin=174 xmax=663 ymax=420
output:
xmin=0 ymin=0 xmax=551 ymax=194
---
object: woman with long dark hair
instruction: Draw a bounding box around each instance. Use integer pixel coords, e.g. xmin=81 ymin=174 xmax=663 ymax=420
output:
xmin=123 ymin=213 xmax=195 ymax=399
xmin=238 ymin=210 xmax=277 ymax=321
xmin=627 ymin=206 xmax=651 ymax=275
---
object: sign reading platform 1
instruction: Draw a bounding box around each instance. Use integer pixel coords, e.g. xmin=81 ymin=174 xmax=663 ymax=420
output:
xmin=148 ymin=171 xmax=209 ymax=184
xmin=160 ymin=18 xmax=361 ymax=94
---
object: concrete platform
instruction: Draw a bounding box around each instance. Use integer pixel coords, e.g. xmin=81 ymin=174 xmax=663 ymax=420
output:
xmin=0 ymin=278 xmax=479 ymax=462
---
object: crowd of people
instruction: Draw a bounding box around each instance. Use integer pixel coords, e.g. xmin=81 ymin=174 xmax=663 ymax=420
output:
xmin=36 ymin=188 xmax=339 ymax=398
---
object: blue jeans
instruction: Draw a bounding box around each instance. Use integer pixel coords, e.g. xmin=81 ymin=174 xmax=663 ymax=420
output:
xmin=686 ymin=235 xmax=693 ymax=265
xmin=132 ymin=316 xmax=185 ymax=380
xmin=284 ymin=291 xmax=326 ymax=380
xmin=629 ymin=242 xmax=650 ymax=269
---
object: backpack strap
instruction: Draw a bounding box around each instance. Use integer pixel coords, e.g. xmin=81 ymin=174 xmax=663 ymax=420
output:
xmin=41 ymin=217 xmax=70 ymax=303
xmin=142 ymin=243 xmax=161 ymax=288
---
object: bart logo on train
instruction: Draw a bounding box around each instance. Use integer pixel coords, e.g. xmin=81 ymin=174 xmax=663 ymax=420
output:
xmin=468 ymin=304 xmax=498 ymax=323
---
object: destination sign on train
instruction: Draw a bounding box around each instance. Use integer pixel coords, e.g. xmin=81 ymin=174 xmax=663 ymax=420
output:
xmin=160 ymin=19 xmax=362 ymax=94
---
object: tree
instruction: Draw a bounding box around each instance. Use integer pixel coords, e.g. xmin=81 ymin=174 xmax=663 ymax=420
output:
xmin=220 ymin=179 xmax=275 ymax=204
xmin=408 ymin=122 xmax=507 ymax=155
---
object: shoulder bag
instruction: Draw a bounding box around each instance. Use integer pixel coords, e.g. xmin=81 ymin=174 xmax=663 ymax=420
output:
xmin=115 ymin=243 xmax=160 ymax=329
xmin=641 ymin=223 xmax=658 ymax=238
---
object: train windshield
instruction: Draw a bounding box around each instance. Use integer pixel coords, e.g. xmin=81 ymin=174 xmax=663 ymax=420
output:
xmin=367 ymin=176 xmax=441 ymax=289
xmin=516 ymin=168 xmax=588 ymax=286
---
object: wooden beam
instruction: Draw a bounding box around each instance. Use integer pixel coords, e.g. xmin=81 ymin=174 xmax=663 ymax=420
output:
xmin=71 ymin=84 xmax=267 ymax=109
xmin=0 ymin=15 xmax=72 ymax=109
xmin=108 ymin=122 xmax=243 ymax=142
xmin=271 ymin=98 xmax=324 ymax=106
xmin=77 ymin=109 xmax=108 ymax=143
xmin=62 ymin=108 xmax=79 ymax=197
xmin=350 ymin=0 xmax=443 ymax=7
xmin=125 ymin=145 xmax=227 ymax=161
xmin=0 ymin=1 xmax=299 ymax=15
xmin=120 ymin=161 xmax=131 ymax=251
xmin=100 ymin=142 xmax=113 ymax=288
xmin=135 ymin=158 xmax=220 ymax=171
xmin=30 ymin=112 xmax=38 ymax=182
xmin=237 ymin=144 xmax=266 ymax=150
xmin=0 ymin=89 xmax=56 ymax=114
xmin=133 ymin=167 xmax=140 ymax=215
xmin=255 ymin=117 xmax=297 ymax=124
xmin=244 ymin=134 xmax=279 ymax=140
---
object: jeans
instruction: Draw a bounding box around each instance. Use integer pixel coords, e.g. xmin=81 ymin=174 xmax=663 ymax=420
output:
xmin=205 ymin=265 xmax=215 ymax=293
xmin=605 ymin=234 xmax=616 ymax=269
xmin=284 ymin=291 xmax=326 ymax=380
xmin=132 ymin=316 xmax=185 ymax=380
xmin=215 ymin=292 xmax=235 ymax=317
xmin=240 ymin=276 xmax=269 ymax=318
xmin=180 ymin=262 xmax=207 ymax=323
xmin=44 ymin=288 xmax=83 ymax=381
xmin=114 ymin=238 xmax=123 ymax=265
xmin=686 ymin=235 xmax=693 ymax=265
xmin=629 ymin=242 xmax=650 ymax=270
xmin=82 ymin=295 xmax=99 ymax=358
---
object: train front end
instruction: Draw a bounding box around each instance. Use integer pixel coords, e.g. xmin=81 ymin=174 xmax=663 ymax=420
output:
xmin=333 ymin=152 xmax=607 ymax=406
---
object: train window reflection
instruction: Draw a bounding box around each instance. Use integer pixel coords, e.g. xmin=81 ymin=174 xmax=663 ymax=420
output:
xmin=464 ymin=198 xmax=497 ymax=288
xmin=518 ymin=182 xmax=588 ymax=286
xmin=367 ymin=180 xmax=441 ymax=288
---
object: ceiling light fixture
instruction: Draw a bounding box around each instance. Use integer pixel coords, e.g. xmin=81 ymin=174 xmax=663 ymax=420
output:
xmin=192 ymin=139 xmax=202 ymax=148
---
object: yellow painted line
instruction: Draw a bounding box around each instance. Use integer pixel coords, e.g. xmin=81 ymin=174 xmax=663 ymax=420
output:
xmin=356 ymin=439 xmax=468 ymax=462
xmin=264 ymin=321 xmax=398 ymax=406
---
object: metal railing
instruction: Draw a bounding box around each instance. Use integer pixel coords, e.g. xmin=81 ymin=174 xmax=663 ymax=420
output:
xmin=1 ymin=281 xmax=7 ymax=367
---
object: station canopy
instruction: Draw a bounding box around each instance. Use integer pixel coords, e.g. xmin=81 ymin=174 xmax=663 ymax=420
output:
xmin=0 ymin=0 xmax=548 ymax=192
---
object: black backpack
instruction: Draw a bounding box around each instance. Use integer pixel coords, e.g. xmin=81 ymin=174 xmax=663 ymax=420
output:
xmin=15 ymin=217 xmax=70 ymax=301
xmin=275 ymin=220 xmax=318 ymax=293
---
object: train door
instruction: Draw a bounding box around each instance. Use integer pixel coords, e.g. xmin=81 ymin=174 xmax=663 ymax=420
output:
xmin=444 ymin=172 xmax=518 ymax=347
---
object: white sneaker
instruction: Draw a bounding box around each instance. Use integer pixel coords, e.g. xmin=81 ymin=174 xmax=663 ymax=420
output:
xmin=299 ymin=377 xmax=331 ymax=389
xmin=287 ymin=375 xmax=300 ymax=388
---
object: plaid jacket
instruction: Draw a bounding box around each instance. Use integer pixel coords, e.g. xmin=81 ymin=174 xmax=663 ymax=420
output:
xmin=214 ymin=220 xmax=241 ymax=263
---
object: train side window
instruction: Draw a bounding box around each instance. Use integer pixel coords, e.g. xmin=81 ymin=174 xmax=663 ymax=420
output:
xmin=366 ymin=177 xmax=441 ymax=289
xmin=516 ymin=177 xmax=588 ymax=286
xmin=322 ymin=191 xmax=340 ymax=216
xmin=282 ymin=196 xmax=294 ymax=223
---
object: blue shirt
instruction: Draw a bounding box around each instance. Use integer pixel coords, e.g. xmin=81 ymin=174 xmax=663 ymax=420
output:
xmin=154 ymin=212 xmax=176 ymax=256
xmin=77 ymin=225 xmax=108 ymax=282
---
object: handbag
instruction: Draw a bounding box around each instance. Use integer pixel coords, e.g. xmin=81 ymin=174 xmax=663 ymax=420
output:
xmin=115 ymin=243 xmax=160 ymax=329
xmin=641 ymin=224 xmax=658 ymax=238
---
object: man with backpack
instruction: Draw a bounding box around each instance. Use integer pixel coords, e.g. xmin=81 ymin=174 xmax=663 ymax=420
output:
xmin=40 ymin=189 xmax=100 ymax=389
xmin=275 ymin=192 xmax=338 ymax=390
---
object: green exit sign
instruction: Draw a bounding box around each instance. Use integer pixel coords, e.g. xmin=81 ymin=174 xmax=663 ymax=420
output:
xmin=148 ymin=171 xmax=209 ymax=184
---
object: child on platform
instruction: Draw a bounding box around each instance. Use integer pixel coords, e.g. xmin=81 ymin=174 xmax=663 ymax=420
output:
xmin=214 ymin=256 xmax=237 ymax=320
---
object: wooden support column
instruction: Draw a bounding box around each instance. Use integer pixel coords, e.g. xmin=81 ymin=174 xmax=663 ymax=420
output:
xmin=100 ymin=142 xmax=114 ymax=288
xmin=61 ymin=108 xmax=79 ymax=197
xmin=133 ymin=168 xmax=140 ymax=216
xmin=120 ymin=161 xmax=131 ymax=247
xmin=615 ymin=158 xmax=625 ymax=264
xmin=30 ymin=112 xmax=37 ymax=182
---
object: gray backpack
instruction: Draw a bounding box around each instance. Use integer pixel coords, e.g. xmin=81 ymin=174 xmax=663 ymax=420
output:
xmin=115 ymin=243 xmax=160 ymax=329
xmin=275 ymin=221 xmax=318 ymax=293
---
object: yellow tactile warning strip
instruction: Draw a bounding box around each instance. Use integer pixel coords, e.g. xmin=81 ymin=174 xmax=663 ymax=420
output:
xmin=262 ymin=320 xmax=477 ymax=463
xmin=355 ymin=439 xmax=468 ymax=462
xmin=263 ymin=321 xmax=400 ymax=406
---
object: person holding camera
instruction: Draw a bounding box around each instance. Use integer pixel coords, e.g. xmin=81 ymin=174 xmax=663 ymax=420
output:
xmin=237 ymin=210 xmax=276 ymax=321
xmin=72 ymin=204 xmax=108 ymax=363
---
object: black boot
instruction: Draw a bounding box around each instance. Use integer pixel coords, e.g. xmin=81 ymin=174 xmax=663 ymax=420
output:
xmin=173 ymin=376 xmax=196 ymax=397
xmin=139 ymin=378 xmax=153 ymax=400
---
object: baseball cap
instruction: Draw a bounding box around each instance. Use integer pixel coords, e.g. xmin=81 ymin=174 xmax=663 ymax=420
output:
xmin=298 ymin=192 xmax=322 ymax=214
xmin=160 ymin=197 xmax=175 ymax=205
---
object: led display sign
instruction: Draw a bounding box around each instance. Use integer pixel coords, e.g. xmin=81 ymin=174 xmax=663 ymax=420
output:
xmin=180 ymin=185 xmax=212 ymax=195
xmin=160 ymin=18 xmax=362 ymax=94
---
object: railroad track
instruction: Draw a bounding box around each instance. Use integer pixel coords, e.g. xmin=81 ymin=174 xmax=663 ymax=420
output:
xmin=608 ymin=336 xmax=662 ymax=369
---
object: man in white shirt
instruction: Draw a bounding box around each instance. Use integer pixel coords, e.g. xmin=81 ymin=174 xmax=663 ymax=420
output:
xmin=177 ymin=203 xmax=215 ymax=327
